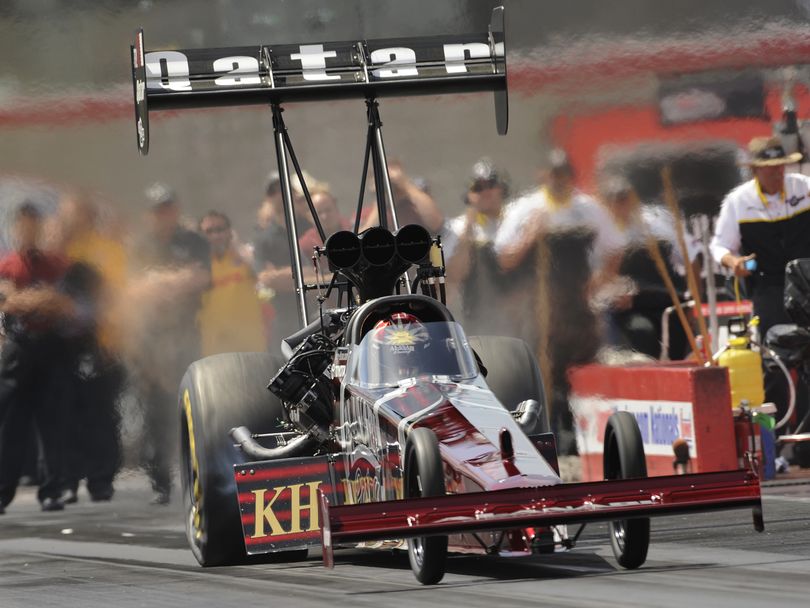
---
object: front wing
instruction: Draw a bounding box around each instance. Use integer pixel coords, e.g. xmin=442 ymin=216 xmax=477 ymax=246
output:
xmin=318 ymin=469 xmax=762 ymax=567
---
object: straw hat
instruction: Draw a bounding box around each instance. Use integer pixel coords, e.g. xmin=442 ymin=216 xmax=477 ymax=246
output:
xmin=747 ymin=136 xmax=802 ymax=167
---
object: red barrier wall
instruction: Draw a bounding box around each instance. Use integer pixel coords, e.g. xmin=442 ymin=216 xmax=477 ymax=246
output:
xmin=569 ymin=363 xmax=738 ymax=481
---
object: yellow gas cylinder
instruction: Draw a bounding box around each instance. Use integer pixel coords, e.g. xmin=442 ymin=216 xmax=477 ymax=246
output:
xmin=717 ymin=336 xmax=765 ymax=408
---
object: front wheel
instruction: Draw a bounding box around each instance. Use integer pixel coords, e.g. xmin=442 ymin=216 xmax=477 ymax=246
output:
xmin=405 ymin=428 xmax=448 ymax=585
xmin=603 ymin=411 xmax=650 ymax=569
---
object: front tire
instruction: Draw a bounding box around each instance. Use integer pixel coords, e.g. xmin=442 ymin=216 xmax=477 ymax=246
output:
xmin=603 ymin=411 xmax=650 ymax=569
xmin=405 ymin=428 xmax=448 ymax=585
xmin=180 ymin=352 xmax=291 ymax=566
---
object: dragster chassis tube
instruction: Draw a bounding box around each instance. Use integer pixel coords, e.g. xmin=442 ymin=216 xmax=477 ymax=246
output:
xmin=318 ymin=469 xmax=762 ymax=568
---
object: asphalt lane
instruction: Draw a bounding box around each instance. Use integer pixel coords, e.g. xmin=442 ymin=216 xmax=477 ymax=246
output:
xmin=1 ymin=471 xmax=808 ymax=608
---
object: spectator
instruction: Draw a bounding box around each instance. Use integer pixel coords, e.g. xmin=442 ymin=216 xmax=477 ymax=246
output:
xmin=595 ymin=176 xmax=692 ymax=359
xmin=360 ymin=160 xmax=444 ymax=233
xmin=125 ymin=183 xmax=210 ymax=504
xmin=54 ymin=192 xmax=127 ymax=503
xmin=711 ymin=136 xmax=810 ymax=339
xmin=0 ymin=202 xmax=74 ymax=512
xmin=710 ymin=135 xmax=810 ymax=433
xmin=493 ymin=149 xmax=623 ymax=455
xmin=197 ymin=210 xmax=266 ymax=356
xmin=298 ymin=187 xmax=351 ymax=255
xmin=253 ymin=172 xmax=318 ymax=354
xmin=495 ymin=149 xmax=622 ymax=280
xmin=442 ymin=158 xmax=514 ymax=335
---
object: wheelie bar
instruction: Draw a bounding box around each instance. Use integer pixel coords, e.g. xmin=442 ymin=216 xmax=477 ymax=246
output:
xmin=318 ymin=468 xmax=762 ymax=568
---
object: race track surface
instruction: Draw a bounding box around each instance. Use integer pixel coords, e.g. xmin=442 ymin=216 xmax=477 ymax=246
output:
xmin=1 ymin=471 xmax=808 ymax=608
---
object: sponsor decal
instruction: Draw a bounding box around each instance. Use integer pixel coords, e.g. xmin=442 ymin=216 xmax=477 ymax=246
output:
xmin=145 ymin=50 xmax=192 ymax=91
xmin=213 ymin=55 xmax=261 ymax=86
xmin=698 ymin=300 xmax=752 ymax=317
xmin=251 ymin=481 xmax=322 ymax=538
xmin=236 ymin=456 xmax=349 ymax=549
xmin=370 ymin=47 xmax=418 ymax=78
xmin=144 ymin=38 xmax=499 ymax=92
xmin=443 ymin=42 xmax=490 ymax=73
xmin=290 ymin=44 xmax=341 ymax=82
xmin=137 ymin=118 xmax=145 ymax=148
xmin=388 ymin=330 xmax=418 ymax=346
xmin=374 ymin=322 xmax=429 ymax=348
xmin=345 ymin=469 xmax=380 ymax=505
xmin=571 ymin=397 xmax=697 ymax=457
xmin=660 ymin=89 xmax=726 ymax=124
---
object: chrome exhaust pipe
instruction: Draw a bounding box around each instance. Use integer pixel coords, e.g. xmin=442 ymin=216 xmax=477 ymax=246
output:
xmin=230 ymin=426 xmax=318 ymax=461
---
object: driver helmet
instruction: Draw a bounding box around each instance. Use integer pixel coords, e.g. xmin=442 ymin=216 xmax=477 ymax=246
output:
xmin=371 ymin=313 xmax=431 ymax=380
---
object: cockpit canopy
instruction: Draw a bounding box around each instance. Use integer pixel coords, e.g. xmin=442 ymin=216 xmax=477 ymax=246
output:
xmin=348 ymin=320 xmax=478 ymax=389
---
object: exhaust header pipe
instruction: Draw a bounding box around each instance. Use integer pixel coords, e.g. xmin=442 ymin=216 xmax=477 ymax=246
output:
xmin=230 ymin=426 xmax=318 ymax=461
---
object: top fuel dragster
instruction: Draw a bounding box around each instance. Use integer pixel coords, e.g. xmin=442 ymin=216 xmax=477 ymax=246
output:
xmin=131 ymin=6 xmax=762 ymax=584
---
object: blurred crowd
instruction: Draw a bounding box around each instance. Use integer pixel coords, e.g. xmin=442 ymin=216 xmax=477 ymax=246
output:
xmin=1 ymin=134 xmax=804 ymax=513
xmin=442 ymin=151 xmax=700 ymax=453
xmin=0 ymin=165 xmax=448 ymax=512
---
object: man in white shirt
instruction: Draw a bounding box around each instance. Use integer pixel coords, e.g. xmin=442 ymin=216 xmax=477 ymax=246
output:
xmin=441 ymin=159 xmax=513 ymax=335
xmin=710 ymin=135 xmax=810 ymax=339
xmin=492 ymin=149 xmax=623 ymax=454
xmin=495 ymin=149 xmax=623 ymax=276
xmin=598 ymin=176 xmax=696 ymax=359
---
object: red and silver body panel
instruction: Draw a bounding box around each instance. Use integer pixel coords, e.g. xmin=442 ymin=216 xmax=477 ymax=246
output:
xmin=234 ymin=374 xmax=762 ymax=560
xmin=319 ymin=469 xmax=761 ymax=567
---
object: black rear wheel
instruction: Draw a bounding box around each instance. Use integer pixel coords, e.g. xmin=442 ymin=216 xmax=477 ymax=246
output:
xmin=467 ymin=335 xmax=549 ymax=434
xmin=603 ymin=411 xmax=650 ymax=569
xmin=179 ymin=352 xmax=307 ymax=566
xmin=405 ymin=427 xmax=448 ymax=585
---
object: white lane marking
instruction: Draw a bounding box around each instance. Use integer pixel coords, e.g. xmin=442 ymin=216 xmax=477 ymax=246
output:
xmin=762 ymin=494 xmax=810 ymax=503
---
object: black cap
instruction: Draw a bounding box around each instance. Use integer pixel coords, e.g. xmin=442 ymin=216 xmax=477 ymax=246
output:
xmin=468 ymin=157 xmax=509 ymax=194
xmin=265 ymin=172 xmax=281 ymax=198
xmin=144 ymin=182 xmax=176 ymax=208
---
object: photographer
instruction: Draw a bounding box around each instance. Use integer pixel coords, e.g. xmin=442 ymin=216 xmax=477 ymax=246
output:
xmin=0 ymin=202 xmax=75 ymax=512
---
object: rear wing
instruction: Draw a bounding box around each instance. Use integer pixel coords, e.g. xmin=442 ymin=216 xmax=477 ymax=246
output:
xmin=131 ymin=6 xmax=507 ymax=154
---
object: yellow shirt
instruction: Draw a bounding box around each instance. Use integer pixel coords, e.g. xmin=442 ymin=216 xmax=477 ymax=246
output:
xmin=66 ymin=229 xmax=127 ymax=352
xmin=66 ymin=230 xmax=127 ymax=290
xmin=198 ymin=250 xmax=266 ymax=356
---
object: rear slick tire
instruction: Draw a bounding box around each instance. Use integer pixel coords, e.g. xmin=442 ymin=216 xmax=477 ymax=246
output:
xmin=405 ymin=427 xmax=448 ymax=585
xmin=467 ymin=335 xmax=549 ymax=434
xmin=179 ymin=352 xmax=307 ymax=566
xmin=603 ymin=411 xmax=650 ymax=569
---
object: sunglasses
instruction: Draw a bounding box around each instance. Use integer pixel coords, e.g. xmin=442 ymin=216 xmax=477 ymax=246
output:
xmin=204 ymin=225 xmax=229 ymax=235
xmin=471 ymin=178 xmax=499 ymax=193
